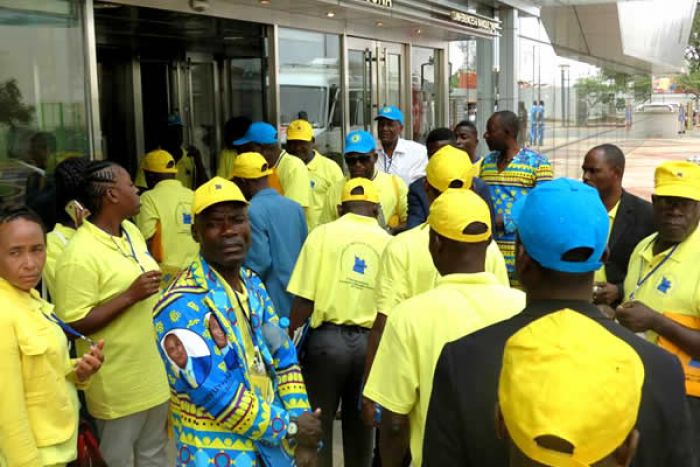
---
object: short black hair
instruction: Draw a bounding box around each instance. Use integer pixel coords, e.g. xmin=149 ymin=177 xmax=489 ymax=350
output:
xmin=55 ymin=157 xmax=90 ymax=223
xmin=224 ymin=116 xmax=252 ymax=145
xmin=426 ymin=127 xmax=455 ymax=145
xmin=590 ymin=144 xmax=626 ymax=173
xmin=455 ymin=120 xmax=477 ymax=134
xmin=0 ymin=206 xmax=46 ymax=234
xmin=493 ymin=110 xmax=519 ymax=138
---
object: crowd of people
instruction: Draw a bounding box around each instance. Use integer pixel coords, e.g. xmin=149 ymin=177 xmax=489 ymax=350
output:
xmin=2 ymin=103 xmax=700 ymax=467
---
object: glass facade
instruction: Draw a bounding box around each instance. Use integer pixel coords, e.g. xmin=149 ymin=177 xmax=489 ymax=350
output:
xmin=412 ymin=46 xmax=437 ymax=142
xmin=0 ymin=0 xmax=89 ymax=226
xmin=278 ymin=28 xmax=342 ymax=159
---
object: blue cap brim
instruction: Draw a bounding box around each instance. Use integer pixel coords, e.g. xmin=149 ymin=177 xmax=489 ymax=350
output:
xmin=233 ymin=137 xmax=251 ymax=146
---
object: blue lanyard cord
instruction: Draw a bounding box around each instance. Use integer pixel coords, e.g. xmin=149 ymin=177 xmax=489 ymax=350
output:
xmin=45 ymin=313 xmax=96 ymax=346
xmin=111 ymin=229 xmax=146 ymax=273
xmin=629 ymin=242 xmax=679 ymax=300
xmin=383 ymin=152 xmax=394 ymax=173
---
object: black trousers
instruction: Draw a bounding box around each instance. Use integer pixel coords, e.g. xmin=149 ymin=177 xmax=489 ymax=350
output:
xmin=302 ymin=323 xmax=374 ymax=467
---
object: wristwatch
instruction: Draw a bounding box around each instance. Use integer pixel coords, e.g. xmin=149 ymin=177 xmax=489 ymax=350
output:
xmin=286 ymin=417 xmax=298 ymax=438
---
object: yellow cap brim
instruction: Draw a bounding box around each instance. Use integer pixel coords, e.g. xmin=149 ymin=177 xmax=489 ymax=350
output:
xmin=193 ymin=198 xmax=247 ymax=215
xmin=144 ymin=167 xmax=178 ymax=175
xmin=655 ymin=184 xmax=700 ymax=201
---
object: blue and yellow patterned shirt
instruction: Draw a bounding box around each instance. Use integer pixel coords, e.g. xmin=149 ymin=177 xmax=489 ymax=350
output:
xmin=479 ymin=148 xmax=553 ymax=274
xmin=153 ymin=256 xmax=310 ymax=466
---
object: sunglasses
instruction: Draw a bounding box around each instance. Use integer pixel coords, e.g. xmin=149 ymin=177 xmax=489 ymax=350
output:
xmin=345 ymin=155 xmax=372 ymax=165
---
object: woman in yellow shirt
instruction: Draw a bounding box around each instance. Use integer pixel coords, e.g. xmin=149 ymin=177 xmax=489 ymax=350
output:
xmin=0 ymin=207 xmax=104 ymax=466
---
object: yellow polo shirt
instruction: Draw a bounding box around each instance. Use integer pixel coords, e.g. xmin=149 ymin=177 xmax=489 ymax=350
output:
xmin=623 ymin=226 xmax=700 ymax=339
xmin=287 ymin=213 xmax=390 ymax=329
xmin=305 ymin=151 xmax=345 ymax=230
xmin=54 ymin=220 xmax=170 ymax=420
xmin=135 ymin=148 xmax=194 ymax=189
xmin=135 ymin=179 xmax=199 ymax=285
xmin=320 ymin=171 xmax=408 ymax=229
xmin=44 ymin=223 xmax=76 ymax=299
xmin=376 ymin=223 xmax=510 ymax=315
xmin=276 ymin=151 xmax=311 ymax=208
xmin=594 ymin=200 xmax=621 ymax=283
xmin=364 ymin=273 xmax=525 ymax=465
xmin=217 ymin=148 xmax=238 ymax=179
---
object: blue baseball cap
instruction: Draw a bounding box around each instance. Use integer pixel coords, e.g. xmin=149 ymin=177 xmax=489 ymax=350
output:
xmin=512 ymin=178 xmax=608 ymax=273
xmin=344 ymin=130 xmax=376 ymax=154
xmin=233 ymin=121 xmax=278 ymax=146
xmin=375 ymin=105 xmax=404 ymax=125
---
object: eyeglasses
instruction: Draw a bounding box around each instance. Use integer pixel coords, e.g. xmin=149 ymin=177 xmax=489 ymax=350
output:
xmin=345 ymin=155 xmax=372 ymax=165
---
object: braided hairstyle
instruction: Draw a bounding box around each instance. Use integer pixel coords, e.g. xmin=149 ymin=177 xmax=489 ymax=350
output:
xmin=55 ymin=157 xmax=90 ymax=224
xmin=77 ymin=161 xmax=119 ymax=216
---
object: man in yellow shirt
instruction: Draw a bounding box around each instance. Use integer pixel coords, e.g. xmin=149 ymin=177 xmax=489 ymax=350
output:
xmin=135 ymin=149 xmax=199 ymax=286
xmin=362 ymin=145 xmax=509 ymax=424
xmin=285 ymin=119 xmax=344 ymax=230
xmin=617 ymin=160 xmax=700 ymax=445
xmin=363 ymin=189 xmax=525 ymax=466
xmin=288 ymin=177 xmax=390 ymax=467
xmin=216 ymin=116 xmax=251 ymax=178
xmin=234 ymin=121 xmax=311 ymax=211
xmin=321 ymin=130 xmax=407 ymax=231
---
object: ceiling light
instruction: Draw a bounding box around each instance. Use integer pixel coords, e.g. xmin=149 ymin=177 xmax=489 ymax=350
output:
xmin=376 ymin=21 xmax=384 ymax=27
xmin=415 ymin=28 xmax=422 ymax=34
xmin=259 ymin=0 xmax=270 ymax=4
xmin=326 ymin=11 xmax=336 ymax=17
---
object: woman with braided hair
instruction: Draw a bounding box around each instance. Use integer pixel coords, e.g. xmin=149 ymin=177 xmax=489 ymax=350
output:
xmin=43 ymin=157 xmax=90 ymax=299
xmin=53 ymin=161 xmax=170 ymax=466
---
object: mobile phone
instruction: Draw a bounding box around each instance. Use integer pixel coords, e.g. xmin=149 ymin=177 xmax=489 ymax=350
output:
xmin=65 ymin=199 xmax=88 ymax=225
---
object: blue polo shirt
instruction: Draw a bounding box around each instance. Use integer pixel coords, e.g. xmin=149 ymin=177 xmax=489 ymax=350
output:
xmin=244 ymin=188 xmax=307 ymax=317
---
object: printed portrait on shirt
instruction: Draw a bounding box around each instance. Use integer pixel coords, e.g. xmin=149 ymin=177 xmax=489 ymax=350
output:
xmin=161 ymin=328 xmax=212 ymax=389
xmin=205 ymin=312 xmax=237 ymax=370
xmin=339 ymin=242 xmax=381 ymax=290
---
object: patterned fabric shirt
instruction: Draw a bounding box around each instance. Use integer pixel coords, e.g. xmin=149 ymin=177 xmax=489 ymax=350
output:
xmin=479 ymin=148 xmax=553 ymax=274
xmin=153 ymin=256 xmax=310 ymax=466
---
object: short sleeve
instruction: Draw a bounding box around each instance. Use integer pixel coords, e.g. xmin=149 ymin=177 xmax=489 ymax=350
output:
xmin=363 ymin=310 xmax=417 ymax=414
xmin=319 ymin=180 xmax=343 ymax=225
xmin=282 ymin=158 xmax=311 ymax=208
xmin=135 ymin=192 xmax=158 ymax=240
xmin=535 ymin=156 xmax=553 ymax=183
xmin=54 ymin=256 xmax=100 ymax=323
xmin=375 ymin=238 xmax=410 ymax=315
xmin=485 ymin=241 xmax=510 ymax=287
xmin=395 ymin=176 xmax=409 ymax=224
xmin=287 ymin=228 xmax=323 ymax=301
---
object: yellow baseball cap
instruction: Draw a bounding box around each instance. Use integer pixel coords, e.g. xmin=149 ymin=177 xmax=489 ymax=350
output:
xmin=192 ymin=177 xmax=247 ymax=215
xmin=287 ymin=119 xmax=314 ymax=142
xmin=654 ymin=160 xmax=700 ymax=201
xmin=341 ymin=177 xmax=380 ymax=203
xmin=499 ymin=310 xmax=644 ymax=467
xmin=426 ymin=145 xmax=474 ymax=193
xmin=230 ymin=152 xmax=273 ymax=180
xmin=142 ymin=149 xmax=177 ymax=174
xmin=427 ymin=188 xmax=491 ymax=242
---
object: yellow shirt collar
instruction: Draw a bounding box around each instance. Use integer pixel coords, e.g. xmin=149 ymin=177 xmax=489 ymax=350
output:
xmin=338 ymin=212 xmax=381 ymax=226
xmin=436 ymin=272 xmax=501 ymax=288
xmin=608 ymin=199 xmax=621 ymax=220
xmin=641 ymin=223 xmax=700 ymax=265
xmin=0 ymin=277 xmax=50 ymax=315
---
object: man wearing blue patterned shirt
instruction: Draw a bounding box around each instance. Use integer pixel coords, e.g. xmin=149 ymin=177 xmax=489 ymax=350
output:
xmin=480 ymin=111 xmax=553 ymax=282
xmin=153 ymin=177 xmax=321 ymax=466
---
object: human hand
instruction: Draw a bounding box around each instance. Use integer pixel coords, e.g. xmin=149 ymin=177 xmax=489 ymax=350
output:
xmin=361 ymin=397 xmax=379 ymax=428
xmin=75 ymin=340 xmax=105 ymax=382
xmin=615 ymin=301 xmax=659 ymax=333
xmin=593 ymin=282 xmax=620 ymax=305
xmin=495 ymin=214 xmax=505 ymax=231
xmin=295 ymin=445 xmax=319 ymax=467
xmin=296 ymin=408 xmax=323 ymax=448
xmin=596 ymin=304 xmax=616 ymax=320
xmin=126 ymin=270 xmax=162 ymax=303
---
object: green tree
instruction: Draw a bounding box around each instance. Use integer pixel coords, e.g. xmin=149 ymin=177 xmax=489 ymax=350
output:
xmin=0 ymin=79 xmax=33 ymax=127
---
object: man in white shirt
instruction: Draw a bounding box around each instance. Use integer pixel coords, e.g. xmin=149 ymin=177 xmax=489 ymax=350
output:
xmin=375 ymin=106 xmax=428 ymax=186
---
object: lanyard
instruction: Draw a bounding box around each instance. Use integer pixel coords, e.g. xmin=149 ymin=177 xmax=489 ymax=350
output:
xmin=111 ymin=229 xmax=146 ymax=273
xmin=628 ymin=242 xmax=679 ymax=300
xmin=45 ymin=312 xmax=96 ymax=346
xmin=383 ymin=151 xmax=394 ymax=173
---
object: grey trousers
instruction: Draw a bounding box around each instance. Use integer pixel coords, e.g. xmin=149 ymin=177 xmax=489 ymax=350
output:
xmin=302 ymin=323 xmax=374 ymax=467
xmin=96 ymin=402 xmax=169 ymax=467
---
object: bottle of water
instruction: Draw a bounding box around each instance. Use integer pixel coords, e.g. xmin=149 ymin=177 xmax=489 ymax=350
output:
xmin=262 ymin=317 xmax=290 ymax=355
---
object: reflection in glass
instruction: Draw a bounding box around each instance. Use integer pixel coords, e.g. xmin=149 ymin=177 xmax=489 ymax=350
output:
xmin=412 ymin=47 xmax=436 ymax=142
xmin=230 ymin=58 xmax=265 ymax=122
xmin=278 ymin=28 xmax=342 ymax=158
xmin=386 ymin=53 xmax=401 ymax=109
xmin=348 ymin=49 xmax=370 ymax=131
xmin=0 ymin=1 xmax=89 ymax=229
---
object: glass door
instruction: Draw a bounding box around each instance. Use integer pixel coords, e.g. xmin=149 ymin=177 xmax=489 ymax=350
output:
xmin=346 ymin=38 xmax=405 ymax=135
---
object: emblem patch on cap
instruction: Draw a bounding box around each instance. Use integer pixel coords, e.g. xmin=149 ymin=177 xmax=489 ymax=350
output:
xmin=351 ymin=134 xmax=361 ymax=143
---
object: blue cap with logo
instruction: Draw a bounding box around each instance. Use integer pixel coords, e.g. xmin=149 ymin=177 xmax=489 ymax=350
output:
xmin=375 ymin=105 xmax=404 ymax=125
xmin=344 ymin=130 xmax=376 ymax=154
xmin=512 ymin=178 xmax=608 ymax=273
xmin=233 ymin=121 xmax=278 ymax=146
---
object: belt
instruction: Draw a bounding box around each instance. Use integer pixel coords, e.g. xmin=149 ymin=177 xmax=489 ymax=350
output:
xmin=316 ymin=322 xmax=370 ymax=334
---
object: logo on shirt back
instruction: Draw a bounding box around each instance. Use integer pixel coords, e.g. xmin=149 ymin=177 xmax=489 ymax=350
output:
xmin=182 ymin=213 xmax=192 ymax=225
xmin=657 ymin=277 xmax=672 ymax=294
xmin=353 ymin=256 xmax=367 ymax=275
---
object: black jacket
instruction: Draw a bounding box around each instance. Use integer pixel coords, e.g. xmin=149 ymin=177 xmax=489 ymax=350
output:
xmin=606 ymin=190 xmax=655 ymax=291
xmin=423 ymin=300 xmax=695 ymax=467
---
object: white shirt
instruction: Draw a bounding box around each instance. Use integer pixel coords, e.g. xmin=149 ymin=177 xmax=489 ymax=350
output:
xmin=376 ymin=138 xmax=428 ymax=185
